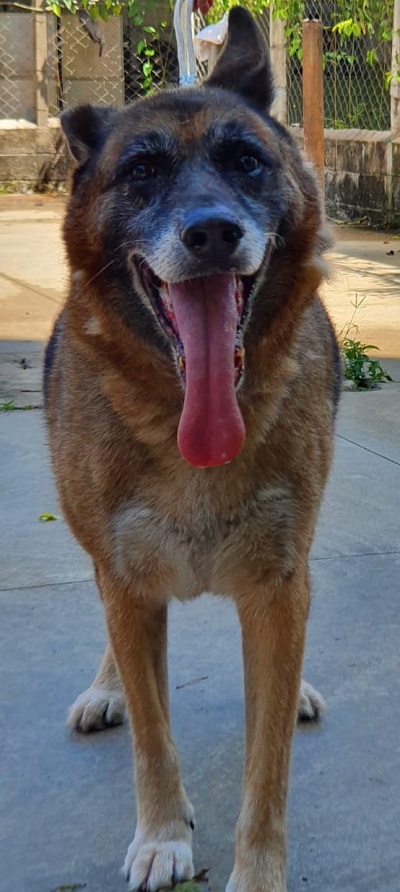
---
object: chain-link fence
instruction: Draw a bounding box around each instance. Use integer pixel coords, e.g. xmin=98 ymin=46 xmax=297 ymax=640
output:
xmin=0 ymin=7 xmax=35 ymax=120
xmin=0 ymin=3 xmax=208 ymax=121
xmin=0 ymin=1 xmax=393 ymax=130
xmin=287 ymin=1 xmax=391 ymax=129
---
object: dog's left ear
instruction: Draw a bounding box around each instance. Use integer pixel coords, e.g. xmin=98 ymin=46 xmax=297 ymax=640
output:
xmin=205 ymin=7 xmax=274 ymax=114
xmin=60 ymin=105 xmax=118 ymax=165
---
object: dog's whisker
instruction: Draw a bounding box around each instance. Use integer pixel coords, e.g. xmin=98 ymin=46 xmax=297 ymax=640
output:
xmin=82 ymin=258 xmax=118 ymax=291
xmin=266 ymin=231 xmax=285 ymax=249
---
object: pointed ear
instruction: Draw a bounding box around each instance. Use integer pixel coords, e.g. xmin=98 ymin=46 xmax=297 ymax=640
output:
xmin=206 ymin=7 xmax=274 ymax=114
xmin=60 ymin=105 xmax=118 ymax=165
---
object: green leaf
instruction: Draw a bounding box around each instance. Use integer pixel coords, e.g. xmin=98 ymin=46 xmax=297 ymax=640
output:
xmin=366 ymin=48 xmax=378 ymax=65
xmin=48 ymin=1 xmax=61 ymax=15
xmin=38 ymin=513 xmax=59 ymax=522
xmin=137 ymin=39 xmax=146 ymax=53
xmin=0 ymin=399 xmax=16 ymax=412
xmin=52 ymin=884 xmax=86 ymax=891
xmin=143 ymin=25 xmax=157 ymax=34
xmin=98 ymin=5 xmax=109 ymax=21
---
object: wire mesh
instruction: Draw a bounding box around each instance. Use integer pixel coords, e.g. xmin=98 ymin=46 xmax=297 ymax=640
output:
xmin=287 ymin=0 xmax=391 ymax=129
xmin=52 ymin=7 xmax=214 ymax=111
xmin=0 ymin=7 xmax=36 ymax=121
xmin=0 ymin=1 xmax=393 ymax=131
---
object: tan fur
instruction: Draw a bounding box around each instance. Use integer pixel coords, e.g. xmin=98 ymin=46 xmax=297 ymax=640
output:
xmin=47 ymin=287 xmax=335 ymax=892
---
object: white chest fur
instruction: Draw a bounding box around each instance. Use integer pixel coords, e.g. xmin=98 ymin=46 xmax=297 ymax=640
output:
xmin=110 ymin=483 xmax=297 ymax=603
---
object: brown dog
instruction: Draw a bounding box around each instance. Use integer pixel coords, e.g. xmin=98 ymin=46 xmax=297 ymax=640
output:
xmin=44 ymin=8 xmax=340 ymax=891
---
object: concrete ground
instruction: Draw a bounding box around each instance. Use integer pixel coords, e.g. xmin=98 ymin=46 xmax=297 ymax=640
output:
xmin=0 ymin=197 xmax=399 ymax=892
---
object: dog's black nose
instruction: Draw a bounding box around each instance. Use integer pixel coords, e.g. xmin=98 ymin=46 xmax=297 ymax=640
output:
xmin=180 ymin=210 xmax=243 ymax=261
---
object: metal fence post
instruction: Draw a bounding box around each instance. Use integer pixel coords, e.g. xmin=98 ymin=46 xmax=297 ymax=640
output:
xmin=34 ymin=0 xmax=49 ymax=127
xmin=302 ymin=18 xmax=324 ymax=182
xmin=269 ymin=6 xmax=287 ymax=123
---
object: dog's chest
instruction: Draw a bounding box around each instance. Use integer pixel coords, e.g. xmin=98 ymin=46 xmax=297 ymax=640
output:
xmin=110 ymin=483 xmax=297 ymax=601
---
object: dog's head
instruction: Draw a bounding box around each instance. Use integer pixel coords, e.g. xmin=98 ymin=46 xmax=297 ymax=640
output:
xmin=61 ymin=8 xmax=325 ymax=469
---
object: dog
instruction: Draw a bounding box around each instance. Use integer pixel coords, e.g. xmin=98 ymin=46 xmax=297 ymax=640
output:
xmin=44 ymin=8 xmax=340 ymax=891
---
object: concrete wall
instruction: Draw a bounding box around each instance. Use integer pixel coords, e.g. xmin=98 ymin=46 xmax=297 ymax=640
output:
xmin=324 ymin=129 xmax=400 ymax=228
xmin=1 ymin=123 xmax=400 ymax=225
xmin=1 ymin=118 xmax=399 ymax=228
xmin=291 ymin=128 xmax=400 ymax=228
xmin=0 ymin=119 xmax=67 ymax=189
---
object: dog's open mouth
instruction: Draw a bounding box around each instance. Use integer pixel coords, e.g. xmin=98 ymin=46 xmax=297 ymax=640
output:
xmin=136 ymin=261 xmax=255 ymax=469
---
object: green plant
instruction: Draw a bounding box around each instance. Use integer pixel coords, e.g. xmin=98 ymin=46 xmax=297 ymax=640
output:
xmin=136 ymin=21 xmax=168 ymax=93
xmin=46 ymin=0 xmax=123 ymax=20
xmin=339 ymin=295 xmax=392 ymax=390
xmin=341 ymin=338 xmax=392 ymax=389
xmin=0 ymin=399 xmax=16 ymax=412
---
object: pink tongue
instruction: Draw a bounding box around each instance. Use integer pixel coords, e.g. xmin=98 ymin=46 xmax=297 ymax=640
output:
xmin=168 ymin=273 xmax=245 ymax=468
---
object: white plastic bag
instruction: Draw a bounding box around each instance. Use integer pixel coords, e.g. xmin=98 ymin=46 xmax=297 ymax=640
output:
xmin=194 ymin=14 xmax=228 ymax=63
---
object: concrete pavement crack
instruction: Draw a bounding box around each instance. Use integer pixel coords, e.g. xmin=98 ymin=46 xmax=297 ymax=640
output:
xmin=311 ymin=550 xmax=400 ymax=562
xmin=0 ymin=271 xmax=62 ymax=305
xmin=0 ymin=577 xmax=94 ymax=594
xmin=335 ymin=433 xmax=400 ymax=467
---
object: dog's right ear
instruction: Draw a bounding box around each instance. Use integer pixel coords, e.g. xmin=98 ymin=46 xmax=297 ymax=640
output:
xmin=205 ymin=7 xmax=274 ymax=114
xmin=60 ymin=105 xmax=118 ymax=165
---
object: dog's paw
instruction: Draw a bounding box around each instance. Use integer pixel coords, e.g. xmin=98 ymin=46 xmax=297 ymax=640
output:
xmin=67 ymin=686 xmax=125 ymax=733
xmin=297 ymin=679 xmax=326 ymax=722
xmin=124 ymin=839 xmax=194 ymax=892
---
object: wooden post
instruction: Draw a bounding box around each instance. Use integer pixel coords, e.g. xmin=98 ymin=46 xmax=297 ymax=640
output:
xmin=390 ymin=0 xmax=400 ymax=133
xmin=33 ymin=0 xmax=49 ymax=127
xmin=270 ymin=7 xmax=287 ymax=124
xmin=302 ymin=18 xmax=324 ymax=182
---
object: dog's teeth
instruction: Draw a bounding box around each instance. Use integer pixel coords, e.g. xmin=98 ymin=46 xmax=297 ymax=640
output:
xmin=235 ymin=278 xmax=244 ymax=316
xmin=235 ymin=346 xmax=245 ymax=364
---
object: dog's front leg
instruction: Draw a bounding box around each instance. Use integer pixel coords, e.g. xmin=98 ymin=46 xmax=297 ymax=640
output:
xmin=228 ymin=570 xmax=309 ymax=892
xmin=99 ymin=569 xmax=194 ymax=892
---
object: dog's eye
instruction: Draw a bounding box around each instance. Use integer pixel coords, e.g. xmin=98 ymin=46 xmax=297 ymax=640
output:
xmin=237 ymin=155 xmax=262 ymax=175
xmin=131 ymin=160 xmax=156 ymax=181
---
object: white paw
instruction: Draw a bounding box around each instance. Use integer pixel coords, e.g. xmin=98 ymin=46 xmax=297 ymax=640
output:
xmin=124 ymin=839 xmax=194 ymax=892
xmin=297 ymin=679 xmax=326 ymax=722
xmin=67 ymin=686 xmax=125 ymax=733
